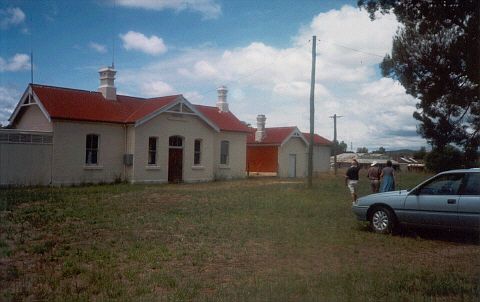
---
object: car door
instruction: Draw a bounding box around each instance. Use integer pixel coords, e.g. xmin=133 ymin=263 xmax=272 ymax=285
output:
xmin=402 ymin=173 xmax=465 ymax=227
xmin=457 ymin=172 xmax=480 ymax=229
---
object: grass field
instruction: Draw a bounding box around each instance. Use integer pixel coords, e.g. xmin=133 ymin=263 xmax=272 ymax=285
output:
xmin=1 ymin=171 xmax=479 ymax=301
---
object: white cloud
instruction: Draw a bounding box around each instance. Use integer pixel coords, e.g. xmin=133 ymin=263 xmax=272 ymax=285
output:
xmin=120 ymin=31 xmax=167 ymax=55
xmin=116 ymin=0 xmax=221 ymax=19
xmin=89 ymin=42 xmax=107 ymax=53
xmin=0 ymin=7 xmax=25 ymax=29
xmin=115 ymin=5 xmax=426 ymax=150
xmin=0 ymin=86 xmax=21 ymax=125
xmin=140 ymin=80 xmax=176 ymax=97
xmin=0 ymin=54 xmax=31 ymax=72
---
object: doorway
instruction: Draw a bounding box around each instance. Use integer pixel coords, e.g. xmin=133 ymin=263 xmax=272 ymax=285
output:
xmin=288 ymin=154 xmax=296 ymax=178
xmin=168 ymin=136 xmax=183 ymax=183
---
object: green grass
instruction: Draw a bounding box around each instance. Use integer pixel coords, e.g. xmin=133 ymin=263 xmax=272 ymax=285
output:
xmin=1 ymin=171 xmax=479 ymax=301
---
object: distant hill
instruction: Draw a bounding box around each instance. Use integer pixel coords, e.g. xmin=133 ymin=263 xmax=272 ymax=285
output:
xmin=386 ymin=149 xmax=416 ymax=157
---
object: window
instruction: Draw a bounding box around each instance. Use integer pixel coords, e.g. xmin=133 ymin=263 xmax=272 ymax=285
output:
xmin=194 ymin=139 xmax=202 ymax=165
xmin=148 ymin=137 xmax=157 ymax=165
xmin=220 ymin=140 xmax=229 ymax=165
xmin=85 ymin=134 xmax=99 ymax=165
xmin=169 ymin=136 xmax=183 ymax=147
xmin=418 ymin=173 xmax=464 ymax=195
xmin=461 ymin=173 xmax=480 ymax=195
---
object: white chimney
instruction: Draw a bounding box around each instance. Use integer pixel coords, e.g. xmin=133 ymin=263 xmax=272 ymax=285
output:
xmin=216 ymin=85 xmax=229 ymax=112
xmin=98 ymin=66 xmax=117 ymax=100
xmin=255 ymin=114 xmax=266 ymax=142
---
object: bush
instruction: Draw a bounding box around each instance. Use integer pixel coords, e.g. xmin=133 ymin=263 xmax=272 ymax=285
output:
xmin=425 ymin=146 xmax=464 ymax=173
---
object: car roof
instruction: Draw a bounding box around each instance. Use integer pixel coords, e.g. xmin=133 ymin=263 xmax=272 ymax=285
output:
xmin=439 ymin=168 xmax=480 ymax=174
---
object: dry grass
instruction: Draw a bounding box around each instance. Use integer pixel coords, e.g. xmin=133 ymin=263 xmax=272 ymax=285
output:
xmin=1 ymin=171 xmax=479 ymax=301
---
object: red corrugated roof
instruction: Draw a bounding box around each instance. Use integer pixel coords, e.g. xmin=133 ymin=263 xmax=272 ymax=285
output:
xmin=247 ymin=127 xmax=297 ymax=145
xmin=247 ymin=127 xmax=331 ymax=146
xmin=302 ymin=133 xmax=332 ymax=145
xmin=195 ymin=105 xmax=249 ymax=132
xmin=29 ymin=84 xmax=248 ymax=132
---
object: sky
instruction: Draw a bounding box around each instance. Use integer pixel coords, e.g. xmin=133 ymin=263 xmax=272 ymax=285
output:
xmin=0 ymin=0 xmax=427 ymax=151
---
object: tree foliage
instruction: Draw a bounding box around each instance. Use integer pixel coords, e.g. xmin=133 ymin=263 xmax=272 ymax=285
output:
xmin=331 ymin=140 xmax=348 ymax=155
xmin=358 ymin=0 xmax=479 ymax=167
xmin=413 ymin=146 xmax=427 ymax=160
xmin=424 ymin=145 xmax=464 ymax=173
xmin=357 ymin=147 xmax=369 ymax=153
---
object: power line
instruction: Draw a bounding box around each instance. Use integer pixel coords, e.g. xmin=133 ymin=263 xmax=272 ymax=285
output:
xmin=318 ymin=39 xmax=385 ymax=58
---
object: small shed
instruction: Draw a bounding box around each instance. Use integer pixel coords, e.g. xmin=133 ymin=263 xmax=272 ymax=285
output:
xmin=246 ymin=115 xmax=331 ymax=178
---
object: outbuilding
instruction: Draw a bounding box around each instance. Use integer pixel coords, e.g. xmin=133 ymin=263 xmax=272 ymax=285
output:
xmin=246 ymin=115 xmax=331 ymax=177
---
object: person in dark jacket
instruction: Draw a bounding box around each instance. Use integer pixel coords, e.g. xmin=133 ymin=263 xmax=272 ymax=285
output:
xmin=345 ymin=159 xmax=360 ymax=203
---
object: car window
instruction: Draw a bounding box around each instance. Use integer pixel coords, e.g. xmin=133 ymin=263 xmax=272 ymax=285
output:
xmin=460 ymin=173 xmax=480 ymax=195
xmin=418 ymin=173 xmax=464 ymax=195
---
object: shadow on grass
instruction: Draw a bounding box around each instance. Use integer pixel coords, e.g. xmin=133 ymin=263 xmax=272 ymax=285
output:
xmin=398 ymin=227 xmax=480 ymax=245
xmin=354 ymin=221 xmax=480 ymax=245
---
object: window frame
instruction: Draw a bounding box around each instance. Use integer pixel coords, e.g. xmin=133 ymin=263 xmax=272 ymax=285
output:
xmin=460 ymin=173 xmax=480 ymax=195
xmin=220 ymin=140 xmax=229 ymax=165
xmin=148 ymin=137 xmax=158 ymax=165
xmin=417 ymin=173 xmax=465 ymax=196
xmin=194 ymin=139 xmax=202 ymax=165
xmin=85 ymin=134 xmax=99 ymax=165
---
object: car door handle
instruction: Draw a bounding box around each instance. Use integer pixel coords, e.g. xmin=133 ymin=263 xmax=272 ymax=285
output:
xmin=447 ymin=199 xmax=456 ymax=204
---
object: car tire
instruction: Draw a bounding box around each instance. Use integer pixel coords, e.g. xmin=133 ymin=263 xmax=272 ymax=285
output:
xmin=370 ymin=206 xmax=395 ymax=234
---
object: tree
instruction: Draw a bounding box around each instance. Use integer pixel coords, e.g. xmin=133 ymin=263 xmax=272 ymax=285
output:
xmin=374 ymin=146 xmax=386 ymax=154
xmin=357 ymin=147 xmax=368 ymax=153
xmin=424 ymin=145 xmax=463 ymax=173
xmin=413 ymin=146 xmax=427 ymax=160
xmin=358 ymin=0 xmax=480 ymax=167
xmin=331 ymin=140 xmax=348 ymax=156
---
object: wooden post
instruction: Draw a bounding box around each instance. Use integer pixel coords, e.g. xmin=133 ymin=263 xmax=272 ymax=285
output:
xmin=308 ymin=36 xmax=316 ymax=188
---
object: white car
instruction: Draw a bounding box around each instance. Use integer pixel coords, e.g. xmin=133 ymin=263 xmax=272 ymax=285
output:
xmin=352 ymin=168 xmax=480 ymax=234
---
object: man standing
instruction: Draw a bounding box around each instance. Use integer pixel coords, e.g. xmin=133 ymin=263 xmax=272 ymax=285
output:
xmin=367 ymin=161 xmax=381 ymax=193
xmin=345 ymin=159 xmax=360 ymax=203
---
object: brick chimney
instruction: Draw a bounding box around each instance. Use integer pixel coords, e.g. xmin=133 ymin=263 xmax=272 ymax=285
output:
xmin=255 ymin=114 xmax=266 ymax=142
xmin=98 ymin=66 xmax=117 ymax=100
xmin=216 ymin=85 xmax=229 ymax=112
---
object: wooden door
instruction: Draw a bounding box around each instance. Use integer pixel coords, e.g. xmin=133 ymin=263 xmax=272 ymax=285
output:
xmin=168 ymin=148 xmax=183 ymax=183
xmin=288 ymin=154 xmax=296 ymax=178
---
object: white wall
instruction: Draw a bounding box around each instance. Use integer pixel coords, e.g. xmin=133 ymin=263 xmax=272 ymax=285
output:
xmin=12 ymin=104 xmax=52 ymax=131
xmin=0 ymin=141 xmax=52 ymax=186
xmin=278 ymin=137 xmax=308 ymax=178
xmin=51 ymin=120 xmax=125 ymax=185
xmin=313 ymin=145 xmax=331 ymax=174
xmin=133 ymin=113 xmax=216 ymax=183
xmin=213 ymin=131 xmax=247 ymax=180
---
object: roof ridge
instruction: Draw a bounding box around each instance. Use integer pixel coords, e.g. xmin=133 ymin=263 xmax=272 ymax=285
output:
xmin=31 ymin=83 xmax=98 ymax=94
xmin=146 ymin=94 xmax=182 ymax=101
xmin=31 ymin=83 xmax=149 ymax=100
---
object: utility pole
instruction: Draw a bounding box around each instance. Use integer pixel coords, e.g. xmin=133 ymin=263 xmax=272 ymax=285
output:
xmin=307 ymin=36 xmax=316 ymax=188
xmin=329 ymin=114 xmax=343 ymax=175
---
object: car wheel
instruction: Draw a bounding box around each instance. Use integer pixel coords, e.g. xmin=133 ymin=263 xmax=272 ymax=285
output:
xmin=370 ymin=206 xmax=395 ymax=234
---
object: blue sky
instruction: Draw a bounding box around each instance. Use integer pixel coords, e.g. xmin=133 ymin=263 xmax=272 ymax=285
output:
xmin=1 ymin=0 xmax=426 ymax=151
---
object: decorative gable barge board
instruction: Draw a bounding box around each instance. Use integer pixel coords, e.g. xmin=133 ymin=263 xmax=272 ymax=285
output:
xmin=134 ymin=96 xmax=220 ymax=132
xmin=9 ymin=86 xmax=52 ymax=124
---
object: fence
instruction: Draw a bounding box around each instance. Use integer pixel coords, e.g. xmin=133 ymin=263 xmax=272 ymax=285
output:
xmin=0 ymin=129 xmax=53 ymax=186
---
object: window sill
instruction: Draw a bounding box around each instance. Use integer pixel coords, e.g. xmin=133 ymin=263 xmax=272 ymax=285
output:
xmin=84 ymin=165 xmax=103 ymax=170
xmin=218 ymin=164 xmax=230 ymax=169
xmin=191 ymin=165 xmax=205 ymax=170
xmin=145 ymin=165 xmax=161 ymax=170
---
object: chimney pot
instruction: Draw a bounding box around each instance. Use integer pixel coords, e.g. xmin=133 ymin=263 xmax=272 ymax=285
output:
xmin=98 ymin=66 xmax=117 ymax=100
xmin=255 ymin=114 xmax=266 ymax=142
xmin=216 ymin=85 xmax=229 ymax=112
